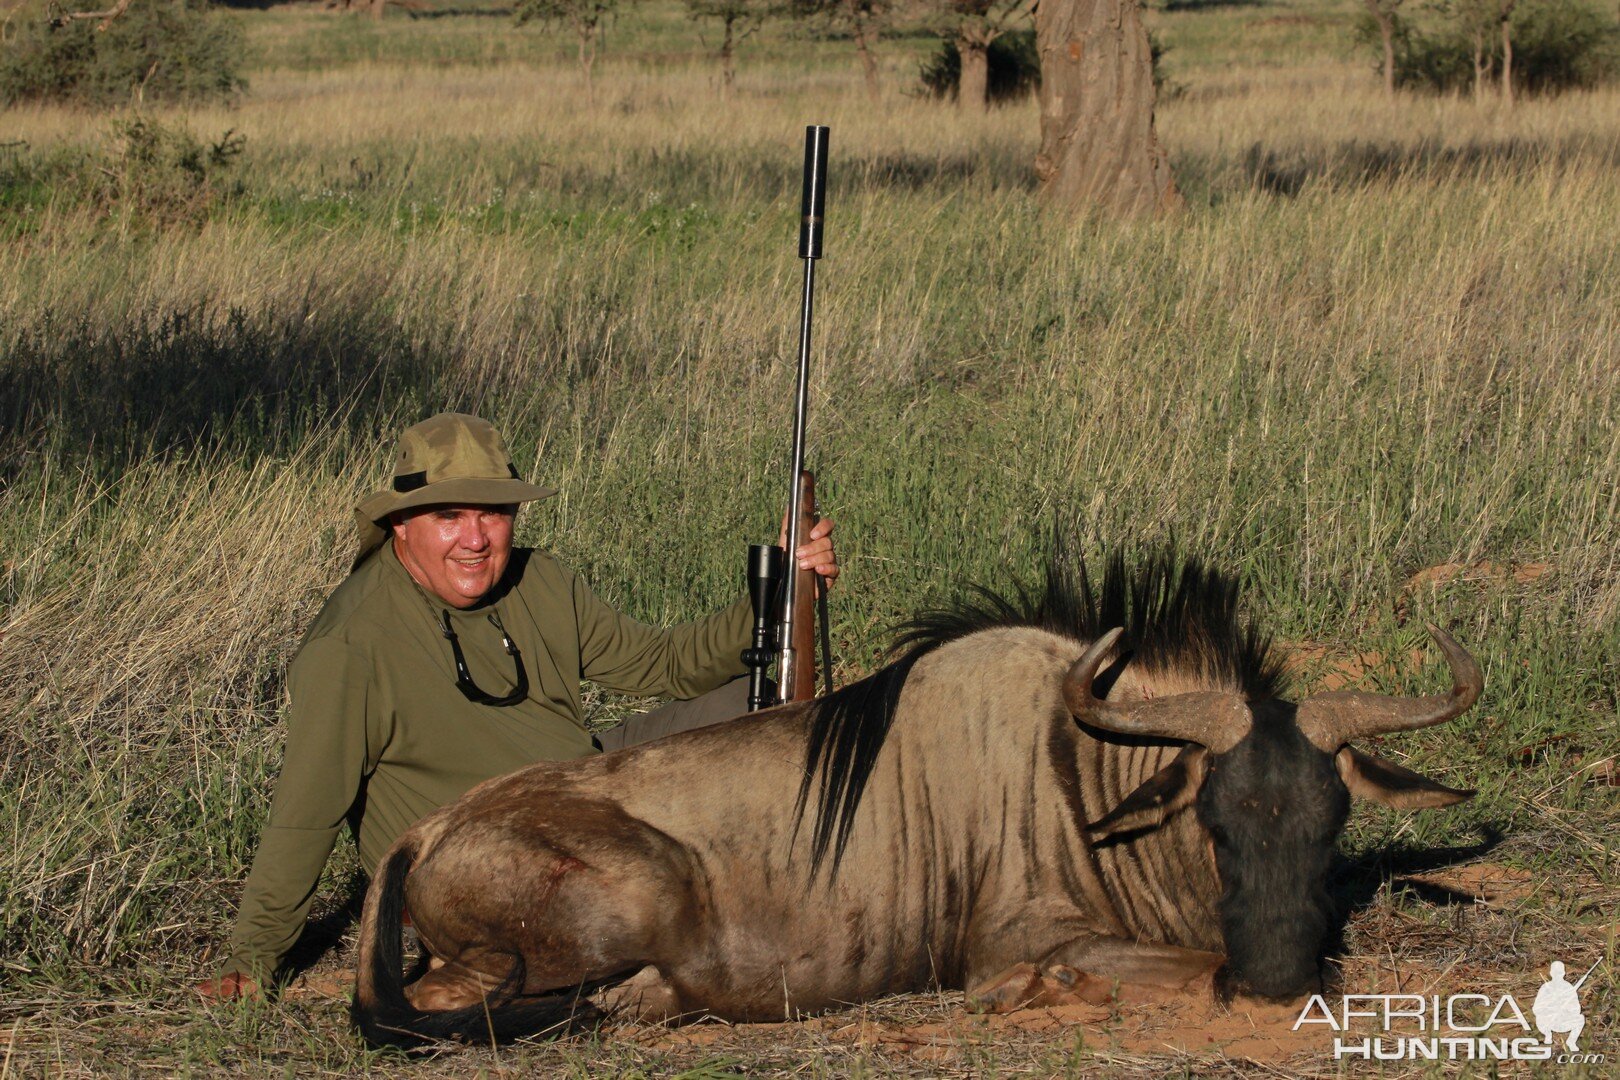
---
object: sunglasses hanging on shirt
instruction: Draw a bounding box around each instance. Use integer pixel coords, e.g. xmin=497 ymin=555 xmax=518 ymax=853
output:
xmin=438 ymin=608 xmax=529 ymax=707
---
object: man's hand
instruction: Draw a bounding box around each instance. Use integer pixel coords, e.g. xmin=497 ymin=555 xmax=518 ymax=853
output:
xmin=779 ymin=516 xmax=840 ymax=589
xmin=196 ymin=971 xmax=261 ymax=1002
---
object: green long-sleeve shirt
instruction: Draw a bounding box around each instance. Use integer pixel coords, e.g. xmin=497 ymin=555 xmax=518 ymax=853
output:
xmin=219 ymin=541 xmax=750 ymax=982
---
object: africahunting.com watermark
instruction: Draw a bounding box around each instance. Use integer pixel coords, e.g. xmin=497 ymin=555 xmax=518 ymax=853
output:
xmin=1294 ymin=960 xmax=1606 ymax=1063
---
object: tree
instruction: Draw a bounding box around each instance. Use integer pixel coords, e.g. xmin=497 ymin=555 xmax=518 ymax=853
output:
xmin=792 ymin=0 xmax=892 ymax=100
xmin=46 ymin=0 xmax=136 ymax=31
xmin=1434 ymin=0 xmax=1504 ymax=100
xmin=938 ymin=0 xmax=1032 ymax=109
xmin=1033 ymin=0 xmax=1179 ymax=215
xmin=1464 ymin=0 xmax=1493 ymax=98
xmin=1363 ymin=0 xmax=1405 ymax=94
xmin=918 ymin=27 xmax=1041 ymax=104
xmin=1361 ymin=0 xmax=1617 ymax=99
xmin=516 ymin=0 xmax=626 ymax=104
xmin=1496 ymin=0 xmax=1519 ymax=103
xmin=686 ymin=0 xmax=774 ymax=97
xmin=5 ymin=0 xmax=244 ymax=106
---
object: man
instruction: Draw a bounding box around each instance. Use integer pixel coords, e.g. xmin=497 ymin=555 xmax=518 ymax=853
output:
xmin=197 ymin=413 xmax=838 ymax=999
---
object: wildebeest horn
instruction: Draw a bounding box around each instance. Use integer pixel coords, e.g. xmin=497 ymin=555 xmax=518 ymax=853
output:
xmin=1295 ymin=623 xmax=1483 ymax=753
xmin=1063 ymin=628 xmax=1254 ymax=753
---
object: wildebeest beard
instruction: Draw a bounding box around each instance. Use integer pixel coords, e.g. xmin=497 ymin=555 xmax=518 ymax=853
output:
xmin=1197 ymin=707 xmax=1350 ymax=1000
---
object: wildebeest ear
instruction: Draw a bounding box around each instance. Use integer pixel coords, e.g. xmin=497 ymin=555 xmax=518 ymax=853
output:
xmin=1086 ymin=746 xmax=1210 ymax=839
xmin=1335 ymin=745 xmax=1474 ymax=809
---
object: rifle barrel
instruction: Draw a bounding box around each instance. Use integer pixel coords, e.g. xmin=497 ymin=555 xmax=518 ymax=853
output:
xmin=777 ymin=125 xmax=829 ymax=703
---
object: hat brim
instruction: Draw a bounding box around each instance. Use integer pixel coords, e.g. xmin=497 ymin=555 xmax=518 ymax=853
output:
xmin=352 ymin=477 xmax=558 ymax=566
xmin=357 ymin=476 xmax=557 ymax=524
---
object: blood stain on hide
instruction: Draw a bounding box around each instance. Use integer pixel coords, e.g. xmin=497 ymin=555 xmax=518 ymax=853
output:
xmin=534 ymin=855 xmax=585 ymax=907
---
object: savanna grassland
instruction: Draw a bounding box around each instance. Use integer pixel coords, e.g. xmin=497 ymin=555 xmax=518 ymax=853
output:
xmin=1 ymin=0 xmax=1618 ymax=1073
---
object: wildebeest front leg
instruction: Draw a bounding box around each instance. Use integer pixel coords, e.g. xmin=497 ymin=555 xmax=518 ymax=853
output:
xmin=967 ymin=937 xmax=1223 ymax=1012
xmin=591 ymin=964 xmax=685 ymax=1024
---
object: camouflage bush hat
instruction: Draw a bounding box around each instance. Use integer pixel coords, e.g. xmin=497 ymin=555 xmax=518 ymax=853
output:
xmin=352 ymin=413 xmax=556 ymax=562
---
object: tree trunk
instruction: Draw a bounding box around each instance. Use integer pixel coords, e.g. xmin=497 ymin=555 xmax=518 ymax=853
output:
xmin=578 ymin=22 xmax=597 ymax=105
xmin=721 ymin=16 xmax=737 ymax=99
xmin=1034 ymin=0 xmax=1181 ymax=216
xmin=1499 ymin=9 xmax=1514 ymax=105
xmin=1471 ymin=29 xmax=1484 ymax=101
xmin=1381 ymin=16 xmax=1395 ymax=94
xmin=956 ymin=30 xmax=990 ymax=110
xmin=1364 ymin=0 xmax=1397 ymax=95
xmin=851 ymin=9 xmax=880 ymax=101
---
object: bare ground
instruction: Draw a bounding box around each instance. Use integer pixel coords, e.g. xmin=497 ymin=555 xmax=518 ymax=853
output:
xmin=6 ymin=853 xmax=1613 ymax=1077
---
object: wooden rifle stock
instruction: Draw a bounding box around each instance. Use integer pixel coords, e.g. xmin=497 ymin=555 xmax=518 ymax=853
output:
xmin=786 ymin=471 xmax=819 ymax=702
xmin=742 ymin=470 xmax=825 ymax=709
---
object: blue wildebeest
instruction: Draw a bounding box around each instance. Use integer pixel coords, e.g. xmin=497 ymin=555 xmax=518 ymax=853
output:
xmin=350 ymin=551 xmax=1481 ymax=1047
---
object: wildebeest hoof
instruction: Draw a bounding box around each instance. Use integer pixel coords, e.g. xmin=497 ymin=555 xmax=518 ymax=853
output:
xmin=967 ymin=962 xmax=1044 ymax=1013
xmin=592 ymin=964 xmax=683 ymax=1023
xmin=967 ymin=963 xmax=1117 ymax=1013
xmin=1042 ymin=964 xmax=1117 ymax=1005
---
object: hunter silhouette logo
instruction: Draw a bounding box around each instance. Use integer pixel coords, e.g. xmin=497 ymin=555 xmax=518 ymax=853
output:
xmin=1294 ymin=958 xmax=1606 ymax=1063
xmin=1534 ymin=960 xmax=1596 ymax=1051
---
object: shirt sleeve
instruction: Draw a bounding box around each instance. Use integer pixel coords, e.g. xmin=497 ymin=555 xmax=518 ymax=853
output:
xmin=573 ymin=572 xmax=752 ymax=700
xmin=217 ymin=635 xmax=375 ymax=982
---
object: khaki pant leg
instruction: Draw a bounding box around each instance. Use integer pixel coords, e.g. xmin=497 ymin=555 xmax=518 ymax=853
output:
xmin=594 ymin=677 xmax=751 ymax=752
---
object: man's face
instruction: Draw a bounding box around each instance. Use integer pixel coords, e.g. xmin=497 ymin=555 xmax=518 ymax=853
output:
xmin=390 ymin=504 xmax=516 ymax=608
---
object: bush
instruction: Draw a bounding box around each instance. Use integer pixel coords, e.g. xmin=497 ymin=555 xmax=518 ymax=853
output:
xmin=919 ymin=28 xmax=1041 ymax=104
xmin=0 ymin=117 xmax=245 ymax=228
xmin=0 ymin=0 xmax=245 ymax=107
xmin=1510 ymin=0 xmax=1619 ymax=91
xmin=102 ymin=116 xmax=247 ymax=222
xmin=918 ymin=28 xmax=1178 ymax=104
xmin=1358 ymin=0 xmax=1619 ymax=95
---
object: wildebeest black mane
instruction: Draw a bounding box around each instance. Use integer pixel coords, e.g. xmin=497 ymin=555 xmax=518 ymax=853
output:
xmin=794 ymin=546 xmax=1285 ymax=879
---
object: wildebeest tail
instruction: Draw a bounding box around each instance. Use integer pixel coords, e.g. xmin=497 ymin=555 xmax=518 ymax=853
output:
xmin=350 ymin=839 xmax=601 ymax=1050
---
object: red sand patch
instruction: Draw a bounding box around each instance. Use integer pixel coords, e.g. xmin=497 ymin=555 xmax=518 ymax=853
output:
xmin=640 ymin=983 xmax=1358 ymax=1065
xmin=1397 ymin=862 xmax=1537 ymax=904
xmin=1393 ymin=561 xmax=1551 ymax=624
xmin=1283 ymin=644 xmax=1429 ymax=691
xmin=1283 ymin=560 xmax=1551 ymax=690
xmin=1403 ymin=561 xmax=1550 ymax=591
xmin=282 ymin=971 xmax=353 ymax=1001
xmin=1583 ymin=757 xmax=1619 ymax=787
xmin=627 ymin=938 xmax=1620 ymax=1069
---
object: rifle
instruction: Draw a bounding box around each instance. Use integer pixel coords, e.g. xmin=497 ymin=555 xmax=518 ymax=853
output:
xmin=742 ymin=125 xmax=832 ymax=711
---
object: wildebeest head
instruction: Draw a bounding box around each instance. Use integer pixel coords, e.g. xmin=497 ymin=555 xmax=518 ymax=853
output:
xmin=1065 ymin=624 xmax=1481 ymax=1001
